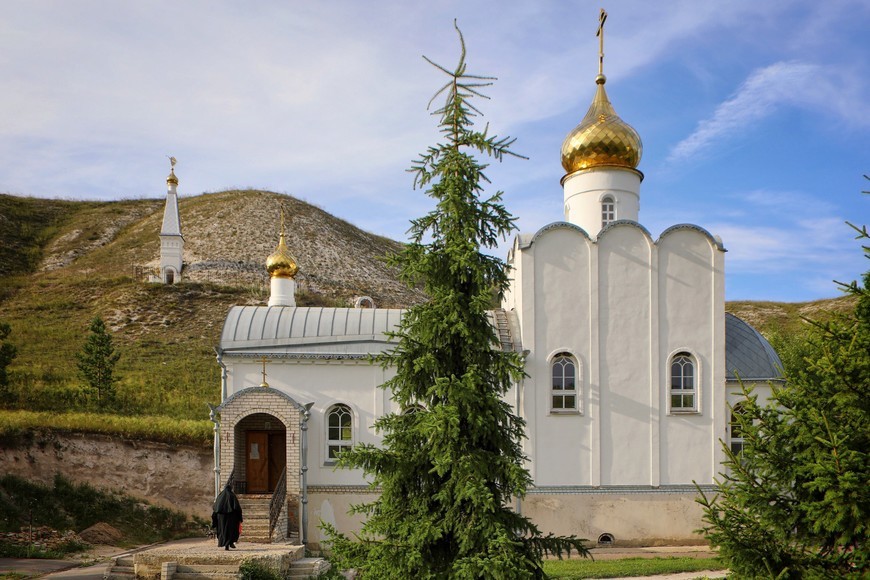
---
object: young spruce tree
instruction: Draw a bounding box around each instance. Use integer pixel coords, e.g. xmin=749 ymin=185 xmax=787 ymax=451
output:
xmin=698 ymin=183 xmax=870 ymax=577
xmin=76 ymin=316 xmax=121 ymax=410
xmin=325 ymin=24 xmax=587 ymax=579
xmin=0 ymin=321 xmax=17 ymax=399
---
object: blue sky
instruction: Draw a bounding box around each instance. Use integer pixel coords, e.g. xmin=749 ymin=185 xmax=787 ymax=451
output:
xmin=1 ymin=1 xmax=867 ymax=302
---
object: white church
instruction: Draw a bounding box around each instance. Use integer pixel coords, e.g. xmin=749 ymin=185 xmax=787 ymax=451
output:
xmin=157 ymin=26 xmax=785 ymax=548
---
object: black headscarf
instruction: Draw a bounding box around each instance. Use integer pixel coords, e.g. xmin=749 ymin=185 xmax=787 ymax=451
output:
xmin=213 ymin=484 xmax=241 ymax=514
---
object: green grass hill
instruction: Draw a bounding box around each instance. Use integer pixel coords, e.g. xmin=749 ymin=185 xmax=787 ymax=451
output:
xmin=0 ymin=190 xmax=423 ymax=420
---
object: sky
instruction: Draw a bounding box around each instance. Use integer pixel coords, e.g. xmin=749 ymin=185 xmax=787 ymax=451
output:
xmin=1 ymin=1 xmax=868 ymax=302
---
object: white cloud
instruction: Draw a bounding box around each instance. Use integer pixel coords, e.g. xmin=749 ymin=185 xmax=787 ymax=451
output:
xmin=668 ymin=61 xmax=869 ymax=163
xmin=668 ymin=62 xmax=812 ymax=162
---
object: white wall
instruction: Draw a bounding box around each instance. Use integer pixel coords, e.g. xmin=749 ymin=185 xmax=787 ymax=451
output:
xmin=512 ymin=220 xmax=726 ymax=489
xmin=226 ymin=358 xmax=395 ymax=486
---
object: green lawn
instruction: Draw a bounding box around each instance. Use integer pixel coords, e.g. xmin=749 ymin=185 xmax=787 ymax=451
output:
xmin=543 ymin=556 xmax=725 ymax=579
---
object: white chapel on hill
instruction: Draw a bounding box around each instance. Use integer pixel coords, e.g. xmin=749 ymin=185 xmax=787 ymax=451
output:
xmin=208 ymin=17 xmax=783 ymax=549
xmin=154 ymin=156 xmax=184 ymax=284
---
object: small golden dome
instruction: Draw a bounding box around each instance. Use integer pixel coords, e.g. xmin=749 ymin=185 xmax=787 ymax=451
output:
xmin=266 ymin=233 xmax=298 ymax=279
xmin=561 ymin=74 xmax=642 ymax=174
xmin=166 ymin=167 xmax=179 ymax=186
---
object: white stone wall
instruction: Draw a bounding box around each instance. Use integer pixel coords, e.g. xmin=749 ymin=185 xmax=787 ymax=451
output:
xmin=304 ymin=487 xmax=708 ymax=550
xmin=507 ymin=220 xmax=725 ymax=490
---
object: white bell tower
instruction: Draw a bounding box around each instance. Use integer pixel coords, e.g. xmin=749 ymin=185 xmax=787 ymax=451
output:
xmin=159 ymin=157 xmax=184 ymax=284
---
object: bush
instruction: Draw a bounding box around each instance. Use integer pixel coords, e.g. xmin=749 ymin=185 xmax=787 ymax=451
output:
xmin=238 ymin=560 xmax=281 ymax=580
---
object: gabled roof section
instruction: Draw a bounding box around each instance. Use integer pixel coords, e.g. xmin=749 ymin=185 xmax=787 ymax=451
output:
xmin=725 ymin=313 xmax=784 ymax=381
xmin=219 ymin=306 xmax=520 ymax=357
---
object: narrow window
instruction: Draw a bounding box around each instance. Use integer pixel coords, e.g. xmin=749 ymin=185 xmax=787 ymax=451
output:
xmin=670 ymin=353 xmax=697 ymax=412
xmin=551 ymin=354 xmax=578 ymax=412
xmin=327 ymin=404 xmax=353 ymax=460
xmin=730 ymin=403 xmax=746 ymax=455
xmin=601 ymin=195 xmax=616 ymax=228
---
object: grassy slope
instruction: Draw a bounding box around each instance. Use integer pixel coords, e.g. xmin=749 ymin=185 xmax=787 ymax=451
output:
xmin=0 ymin=193 xmax=859 ymax=425
xmin=0 ymin=194 xmax=231 ymax=417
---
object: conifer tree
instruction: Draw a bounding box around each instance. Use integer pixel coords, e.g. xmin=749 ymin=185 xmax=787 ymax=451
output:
xmin=698 ymin=183 xmax=870 ymax=577
xmin=76 ymin=316 xmax=120 ymax=410
xmin=324 ymin=24 xmax=587 ymax=579
xmin=0 ymin=321 xmax=17 ymax=398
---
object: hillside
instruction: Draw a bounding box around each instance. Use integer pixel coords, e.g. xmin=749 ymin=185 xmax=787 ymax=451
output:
xmin=0 ymin=190 xmax=425 ymax=418
xmin=0 ymin=190 xmax=858 ymax=420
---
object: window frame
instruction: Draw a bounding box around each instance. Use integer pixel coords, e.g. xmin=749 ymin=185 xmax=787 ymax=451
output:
xmin=550 ymin=352 xmax=580 ymax=414
xmin=325 ymin=403 xmax=353 ymax=464
xmin=668 ymin=351 xmax=699 ymax=414
xmin=729 ymin=403 xmax=746 ymax=455
xmin=601 ymin=195 xmax=616 ymax=228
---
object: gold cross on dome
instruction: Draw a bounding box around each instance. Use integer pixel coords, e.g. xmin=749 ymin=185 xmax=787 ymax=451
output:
xmin=258 ymin=356 xmax=271 ymax=388
xmin=597 ymin=8 xmax=608 ymax=76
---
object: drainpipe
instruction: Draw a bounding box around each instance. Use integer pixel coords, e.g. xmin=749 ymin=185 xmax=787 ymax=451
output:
xmin=517 ymin=349 xmax=531 ymax=516
xmin=214 ymin=347 xmax=228 ymax=402
xmin=208 ymin=403 xmax=221 ymax=498
xmin=300 ymin=402 xmax=315 ymax=546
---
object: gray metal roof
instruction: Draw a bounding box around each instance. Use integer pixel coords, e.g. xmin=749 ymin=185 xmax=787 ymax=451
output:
xmin=219 ymin=306 xmax=518 ymax=357
xmin=725 ymin=313 xmax=783 ymax=381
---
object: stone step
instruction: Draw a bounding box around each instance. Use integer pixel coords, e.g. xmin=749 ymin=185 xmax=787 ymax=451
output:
xmin=287 ymin=558 xmax=330 ymax=579
xmin=172 ymin=563 xmax=240 ymax=580
xmin=105 ymin=555 xmax=136 ymax=580
xmin=173 ymin=573 xmax=237 ymax=580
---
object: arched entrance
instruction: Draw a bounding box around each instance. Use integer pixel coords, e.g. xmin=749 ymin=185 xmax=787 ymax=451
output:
xmin=215 ymin=387 xmax=308 ymax=544
xmin=236 ymin=412 xmax=286 ymax=493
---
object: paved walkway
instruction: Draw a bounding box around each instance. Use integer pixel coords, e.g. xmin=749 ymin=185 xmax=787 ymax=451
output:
xmin=0 ymin=541 xmax=728 ymax=579
xmin=0 ymin=538 xmax=204 ymax=579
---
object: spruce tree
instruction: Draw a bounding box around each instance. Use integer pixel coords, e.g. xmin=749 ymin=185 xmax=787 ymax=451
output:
xmin=698 ymin=184 xmax=870 ymax=577
xmin=324 ymin=24 xmax=586 ymax=579
xmin=76 ymin=316 xmax=121 ymax=410
xmin=0 ymin=321 xmax=17 ymax=398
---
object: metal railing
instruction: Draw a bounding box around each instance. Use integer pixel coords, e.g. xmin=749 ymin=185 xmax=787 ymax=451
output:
xmin=268 ymin=467 xmax=287 ymax=538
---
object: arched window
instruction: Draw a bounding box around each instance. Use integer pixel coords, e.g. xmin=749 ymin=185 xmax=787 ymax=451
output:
xmin=601 ymin=195 xmax=616 ymax=228
xmin=730 ymin=403 xmax=746 ymax=455
xmin=401 ymin=404 xmax=425 ymax=415
xmin=670 ymin=352 xmax=697 ymax=412
xmin=551 ymin=353 xmax=578 ymax=412
xmin=326 ymin=404 xmax=353 ymax=461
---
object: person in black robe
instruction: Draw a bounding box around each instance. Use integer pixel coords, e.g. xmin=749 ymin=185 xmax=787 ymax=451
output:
xmin=212 ymin=484 xmax=243 ymax=549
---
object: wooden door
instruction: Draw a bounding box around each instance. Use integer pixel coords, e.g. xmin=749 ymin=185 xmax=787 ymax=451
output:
xmin=246 ymin=431 xmax=269 ymax=493
xmin=268 ymin=433 xmax=286 ymax=491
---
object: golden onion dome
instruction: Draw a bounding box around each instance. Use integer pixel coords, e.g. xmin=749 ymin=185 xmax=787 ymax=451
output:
xmin=561 ymin=74 xmax=642 ymax=175
xmin=166 ymin=167 xmax=179 ymax=186
xmin=266 ymin=233 xmax=298 ymax=279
